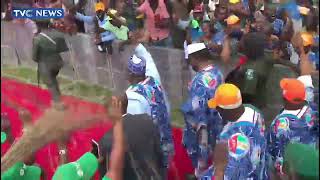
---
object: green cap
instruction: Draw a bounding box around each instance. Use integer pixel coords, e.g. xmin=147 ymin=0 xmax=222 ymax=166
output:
xmin=284 ymin=143 xmax=319 ymax=178
xmin=102 ymin=176 xmax=112 ymax=180
xmin=191 ymin=20 xmax=200 ymax=29
xmin=1 ymin=131 xmax=7 ymax=144
xmin=1 ymin=162 xmax=42 ymax=180
xmin=52 ymin=152 xmax=98 ymax=180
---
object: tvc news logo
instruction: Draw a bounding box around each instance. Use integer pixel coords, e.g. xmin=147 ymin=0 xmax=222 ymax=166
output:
xmin=12 ymin=8 xmax=64 ymax=19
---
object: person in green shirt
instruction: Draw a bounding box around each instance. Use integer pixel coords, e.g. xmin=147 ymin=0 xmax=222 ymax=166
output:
xmin=226 ymin=32 xmax=274 ymax=109
xmin=1 ymin=162 xmax=42 ymax=180
xmin=283 ymin=143 xmax=319 ymax=180
xmin=2 ymin=130 xmax=42 ymax=180
xmin=52 ymin=152 xmax=99 ymax=180
xmin=1 ymin=131 xmax=7 ymax=144
xmin=32 ymin=20 xmax=69 ymax=106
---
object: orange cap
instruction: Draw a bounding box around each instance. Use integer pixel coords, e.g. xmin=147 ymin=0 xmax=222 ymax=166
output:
xmin=280 ymin=78 xmax=306 ymax=104
xmin=136 ymin=14 xmax=144 ymax=19
xmin=298 ymin=6 xmax=310 ymax=15
xmin=95 ymin=2 xmax=105 ymax=12
xmin=225 ymin=15 xmax=240 ymax=25
xmin=301 ymin=32 xmax=314 ymax=47
xmin=229 ymin=0 xmax=240 ymax=4
xmin=208 ymin=83 xmax=242 ymax=109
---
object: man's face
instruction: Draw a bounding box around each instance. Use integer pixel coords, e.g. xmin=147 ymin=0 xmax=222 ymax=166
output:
xmin=96 ymin=10 xmax=105 ymax=20
xmin=216 ymin=107 xmax=230 ymax=124
xmin=264 ymin=8 xmax=276 ymax=22
xmin=255 ymin=19 xmax=265 ymax=32
xmin=189 ymin=57 xmax=199 ymax=72
xmin=127 ymin=70 xmax=134 ymax=84
xmin=116 ymin=0 xmax=126 ymax=14
xmin=230 ymin=23 xmax=241 ymax=31
xmin=193 ymin=12 xmax=204 ymax=21
xmin=202 ymin=23 xmax=211 ymax=34
xmin=228 ymin=23 xmax=243 ymax=39
xmin=216 ymin=7 xmax=228 ymax=21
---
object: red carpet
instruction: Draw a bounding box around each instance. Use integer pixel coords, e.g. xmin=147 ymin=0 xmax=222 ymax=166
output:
xmin=1 ymin=77 xmax=194 ymax=180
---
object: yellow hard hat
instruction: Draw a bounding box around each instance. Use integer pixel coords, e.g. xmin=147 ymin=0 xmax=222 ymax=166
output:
xmin=225 ymin=15 xmax=240 ymax=25
xmin=301 ymin=32 xmax=314 ymax=46
xmin=95 ymin=2 xmax=105 ymax=12
xmin=298 ymin=6 xmax=310 ymax=15
xmin=229 ymin=0 xmax=240 ymax=4
xmin=208 ymin=83 xmax=242 ymax=109
xmin=136 ymin=14 xmax=144 ymax=19
xmin=109 ymin=9 xmax=117 ymax=15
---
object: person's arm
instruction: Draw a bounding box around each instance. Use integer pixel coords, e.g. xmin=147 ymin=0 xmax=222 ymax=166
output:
xmin=139 ymin=30 xmax=151 ymax=43
xmin=220 ymin=36 xmax=231 ymax=63
xmin=105 ymin=120 xmax=124 ymax=180
xmin=228 ymin=3 xmax=250 ymax=17
xmin=100 ymin=32 xmax=117 ymax=42
xmin=56 ymin=36 xmax=69 ymax=53
xmin=134 ymin=43 xmax=161 ymax=82
xmin=299 ymin=45 xmax=315 ymax=76
xmin=105 ymin=97 xmax=125 ymax=180
xmin=294 ymin=32 xmax=316 ymax=103
xmin=213 ymin=142 xmax=228 ymax=180
xmin=74 ymin=12 xmax=95 ymax=24
xmin=32 ymin=37 xmax=40 ymax=62
xmin=191 ymin=82 xmax=221 ymax=173
xmin=107 ymin=11 xmax=127 ymax=27
xmin=134 ymin=43 xmax=171 ymax=113
xmin=57 ymin=137 xmax=68 ymax=165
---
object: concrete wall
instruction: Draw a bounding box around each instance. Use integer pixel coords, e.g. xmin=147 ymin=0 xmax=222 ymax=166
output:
xmin=1 ymin=21 xmax=235 ymax=106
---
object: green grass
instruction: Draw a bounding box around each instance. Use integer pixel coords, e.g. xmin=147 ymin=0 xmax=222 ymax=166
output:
xmin=171 ymin=108 xmax=184 ymax=127
xmin=1 ymin=65 xmax=184 ymax=127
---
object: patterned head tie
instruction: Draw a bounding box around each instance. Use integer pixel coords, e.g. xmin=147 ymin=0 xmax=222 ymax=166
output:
xmin=128 ymin=54 xmax=146 ymax=76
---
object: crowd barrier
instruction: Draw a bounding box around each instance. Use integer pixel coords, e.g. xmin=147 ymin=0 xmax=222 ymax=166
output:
xmin=1 ymin=21 xmax=235 ymax=107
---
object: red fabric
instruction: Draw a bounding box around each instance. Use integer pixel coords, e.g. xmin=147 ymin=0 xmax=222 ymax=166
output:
xmin=1 ymin=77 xmax=194 ymax=180
xmin=237 ymin=55 xmax=248 ymax=67
xmin=1 ymin=141 xmax=11 ymax=156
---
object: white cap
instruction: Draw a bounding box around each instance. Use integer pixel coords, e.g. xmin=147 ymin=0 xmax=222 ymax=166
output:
xmin=187 ymin=43 xmax=207 ymax=55
xmin=184 ymin=40 xmax=189 ymax=59
xmin=297 ymin=75 xmax=314 ymax=88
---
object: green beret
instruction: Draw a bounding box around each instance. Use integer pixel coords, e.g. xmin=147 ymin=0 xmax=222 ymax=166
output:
xmin=284 ymin=143 xmax=319 ymax=178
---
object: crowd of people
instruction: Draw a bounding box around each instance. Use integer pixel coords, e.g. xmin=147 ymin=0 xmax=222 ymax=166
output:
xmin=1 ymin=0 xmax=320 ymax=179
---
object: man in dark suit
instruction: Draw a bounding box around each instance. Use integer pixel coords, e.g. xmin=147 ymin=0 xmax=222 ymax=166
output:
xmin=32 ymin=20 xmax=69 ymax=106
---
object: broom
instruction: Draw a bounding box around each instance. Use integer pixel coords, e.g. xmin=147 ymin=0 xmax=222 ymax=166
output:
xmin=1 ymin=106 xmax=107 ymax=172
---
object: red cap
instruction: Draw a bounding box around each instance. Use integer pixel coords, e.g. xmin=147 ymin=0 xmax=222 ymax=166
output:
xmin=280 ymin=78 xmax=306 ymax=104
xmin=193 ymin=4 xmax=204 ymax=13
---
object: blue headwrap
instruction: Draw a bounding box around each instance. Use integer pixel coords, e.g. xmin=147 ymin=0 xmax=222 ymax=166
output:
xmin=128 ymin=54 xmax=146 ymax=75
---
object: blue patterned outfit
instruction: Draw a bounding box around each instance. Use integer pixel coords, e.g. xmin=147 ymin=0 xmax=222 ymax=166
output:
xmin=267 ymin=105 xmax=318 ymax=173
xmin=199 ymin=105 xmax=268 ymax=180
xmin=181 ymin=65 xmax=224 ymax=175
xmin=127 ymin=76 xmax=174 ymax=168
xmin=272 ymin=18 xmax=284 ymax=37
xmin=311 ymin=34 xmax=319 ymax=70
